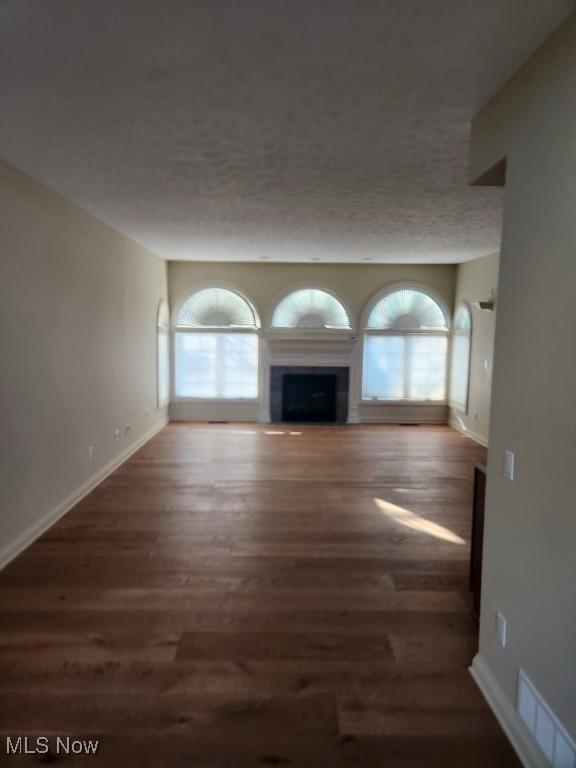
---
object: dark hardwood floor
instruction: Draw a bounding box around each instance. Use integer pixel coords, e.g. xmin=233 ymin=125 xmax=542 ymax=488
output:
xmin=0 ymin=424 xmax=520 ymax=767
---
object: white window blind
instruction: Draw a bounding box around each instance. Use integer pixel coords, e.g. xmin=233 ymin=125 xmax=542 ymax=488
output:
xmin=177 ymin=288 xmax=258 ymax=329
xmin=175 ymin=332 xmax=258 ymax=399
xmin=157 ymin=328 xmax=170 ymax=406
xmin=362 ymin=286 xmax=449 ymax=402
xmin=272 ymin=288 xmax=351 ymax=329
xmin=363 ymin=335 xmax=448 ymax=401
xmin=367 ymin=288 xmax=448 ymax=331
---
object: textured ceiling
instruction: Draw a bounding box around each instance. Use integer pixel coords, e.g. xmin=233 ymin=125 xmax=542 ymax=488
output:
xmin=0 ymin=0 xmax=573 ymax=263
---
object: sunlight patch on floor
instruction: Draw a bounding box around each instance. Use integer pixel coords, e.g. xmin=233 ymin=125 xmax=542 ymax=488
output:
xmin=264 ymin=430 xmax=303 ymax=436
xmin=374 ymin=497 xmax=466 ymax=545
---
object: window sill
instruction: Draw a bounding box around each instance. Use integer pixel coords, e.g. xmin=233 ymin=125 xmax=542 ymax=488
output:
xmin=360 ymin=400 xmax=448 ymax=407
xmin=172 ymin=397 xmax=260 ymax=403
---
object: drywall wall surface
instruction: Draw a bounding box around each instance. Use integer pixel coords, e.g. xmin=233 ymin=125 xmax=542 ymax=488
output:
xmin=470 ymin=12 xmax=576 ymax=741
xmin=0 ymin=159 xmax=168 ymax=564
xmin=449 ymin=252 xmax=499 ymax=445
xmin=469 ymin=14 xmax=576 ymax=183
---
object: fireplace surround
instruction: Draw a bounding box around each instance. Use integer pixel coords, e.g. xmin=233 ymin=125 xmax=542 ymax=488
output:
xmin=270 ymin=365 xmax=349 ymax=424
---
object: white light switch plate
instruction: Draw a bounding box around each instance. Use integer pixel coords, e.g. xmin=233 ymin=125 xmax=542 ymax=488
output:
xmin=497 ymin=611 xmax=507 ymax=647
xmin=504 ymin=450 xmax=515 ymax=481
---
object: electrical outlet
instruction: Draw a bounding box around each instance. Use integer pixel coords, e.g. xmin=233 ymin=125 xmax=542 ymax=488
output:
xmin=114 ymin=429 xmax=120 ymax=441
xmin=124 ymin=423 xmax=131 ymax=436
xmin=496 ymin=611 xmax=507 ymax=648
xmin=504 ymin=450 xmax=515 ymax=481
xmin=473 ymin=411 xmax=479 ymax=421
xmin=88 ymin=445 xmax=94 ymax=462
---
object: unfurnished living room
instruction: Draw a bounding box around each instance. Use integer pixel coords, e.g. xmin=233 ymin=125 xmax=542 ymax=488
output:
xmin=1 ymin=2 xmax=575 ymax=767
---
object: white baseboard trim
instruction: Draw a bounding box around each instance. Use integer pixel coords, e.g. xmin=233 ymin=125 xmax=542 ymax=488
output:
xmin=449 ymin=418 xmax=488 ymax=447
xmin=0 ymin=418 xmax=169 ymax=571
xmin=469 ymin=655 xmax=549 ymax=768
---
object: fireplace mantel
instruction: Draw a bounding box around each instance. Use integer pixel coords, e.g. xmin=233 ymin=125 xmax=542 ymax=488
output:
xmin=264 ymin=335 xmax=357 ymax=362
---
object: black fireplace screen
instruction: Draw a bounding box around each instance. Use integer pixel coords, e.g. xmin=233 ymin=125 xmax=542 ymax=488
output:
xmin=270 ymin=366 xmax=349 ymax=424
xmin=282 ymin=374 xmax=337 ymax=423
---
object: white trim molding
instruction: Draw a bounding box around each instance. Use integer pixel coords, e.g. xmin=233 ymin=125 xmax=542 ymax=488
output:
xmin=265 ymin=335 xmax=358 ymax=424
xmin=0 ymin=417 xmax=168 ymax=571
xmin=469 ymin=655 xmax=550 ymax=768
xmin=360 ymin=402 xmax=449 ymax=424
xmin=449 ymin=416 xmax=488 ymax=446
xmin=170 ymin=401 xmax=259 ymax=422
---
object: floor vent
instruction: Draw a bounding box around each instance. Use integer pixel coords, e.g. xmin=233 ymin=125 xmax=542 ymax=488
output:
xmin=398 ymin=423 xmax=421 ymax=427
xmin=517 ymin=669 xmax=576 ymax=767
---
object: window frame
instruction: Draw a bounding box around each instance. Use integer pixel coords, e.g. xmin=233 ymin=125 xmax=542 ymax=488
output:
xmin=156 ymin=300 xmax=170 ymax=409
xmin=361 ymin=284 xmax=450 ymax=404
xmin=173 ymin=288 xmax=261 ymax=402
xmin=448 ymin=302 xmax=472 ymax=414
xmin=176 ymin=287 xmax=260 ymax=330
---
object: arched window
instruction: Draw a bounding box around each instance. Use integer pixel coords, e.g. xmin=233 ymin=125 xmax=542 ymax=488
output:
xmin=157 ymin=300 xmax=170 ymax=408
xmin=449 ymin=303 xmax=472 ymax=412
xmin=363 ymin=287 xmax=449 ymax=401
xmin=272 ymin=288 xmax=351 ymax=329
xmin=174 ymin=288 xmax=259 ymax=399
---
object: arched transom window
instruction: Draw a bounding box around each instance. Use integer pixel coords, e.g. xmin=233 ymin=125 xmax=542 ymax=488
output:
xmin=449 ymin=302 xmax=472 ymax=412
xmin=363 ymin=287 xmax=449 ymax=401
xmin=272 ymin=288 xmax=351 ymax=329
xmin=177 ymin=287 xmax=258 ymax=328
xmin=174 ymin=288 xmax=259 ymax=399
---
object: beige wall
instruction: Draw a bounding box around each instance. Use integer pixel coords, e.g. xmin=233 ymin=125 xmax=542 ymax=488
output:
xmin=449 ymin=252 xmax=499 ymax=445
xmin=0 ymin=159 xmax=168 ymax=566
xmin=469 ymin=12 xmax=576 ymax=751
xmin=168 ymin=261 xmax=456 ymax=423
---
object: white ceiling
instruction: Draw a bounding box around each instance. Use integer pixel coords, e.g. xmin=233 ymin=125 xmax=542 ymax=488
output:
xmin=0 ymin=1 xmax=573 ymax=263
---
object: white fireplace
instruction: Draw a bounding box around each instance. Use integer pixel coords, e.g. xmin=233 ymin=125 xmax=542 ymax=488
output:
xmin=259 ymin=335 xmax=360 ymax=423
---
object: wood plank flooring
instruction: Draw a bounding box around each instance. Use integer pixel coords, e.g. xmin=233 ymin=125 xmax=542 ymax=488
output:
xmin=0 ymin=423 xmax=520 ymax=767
